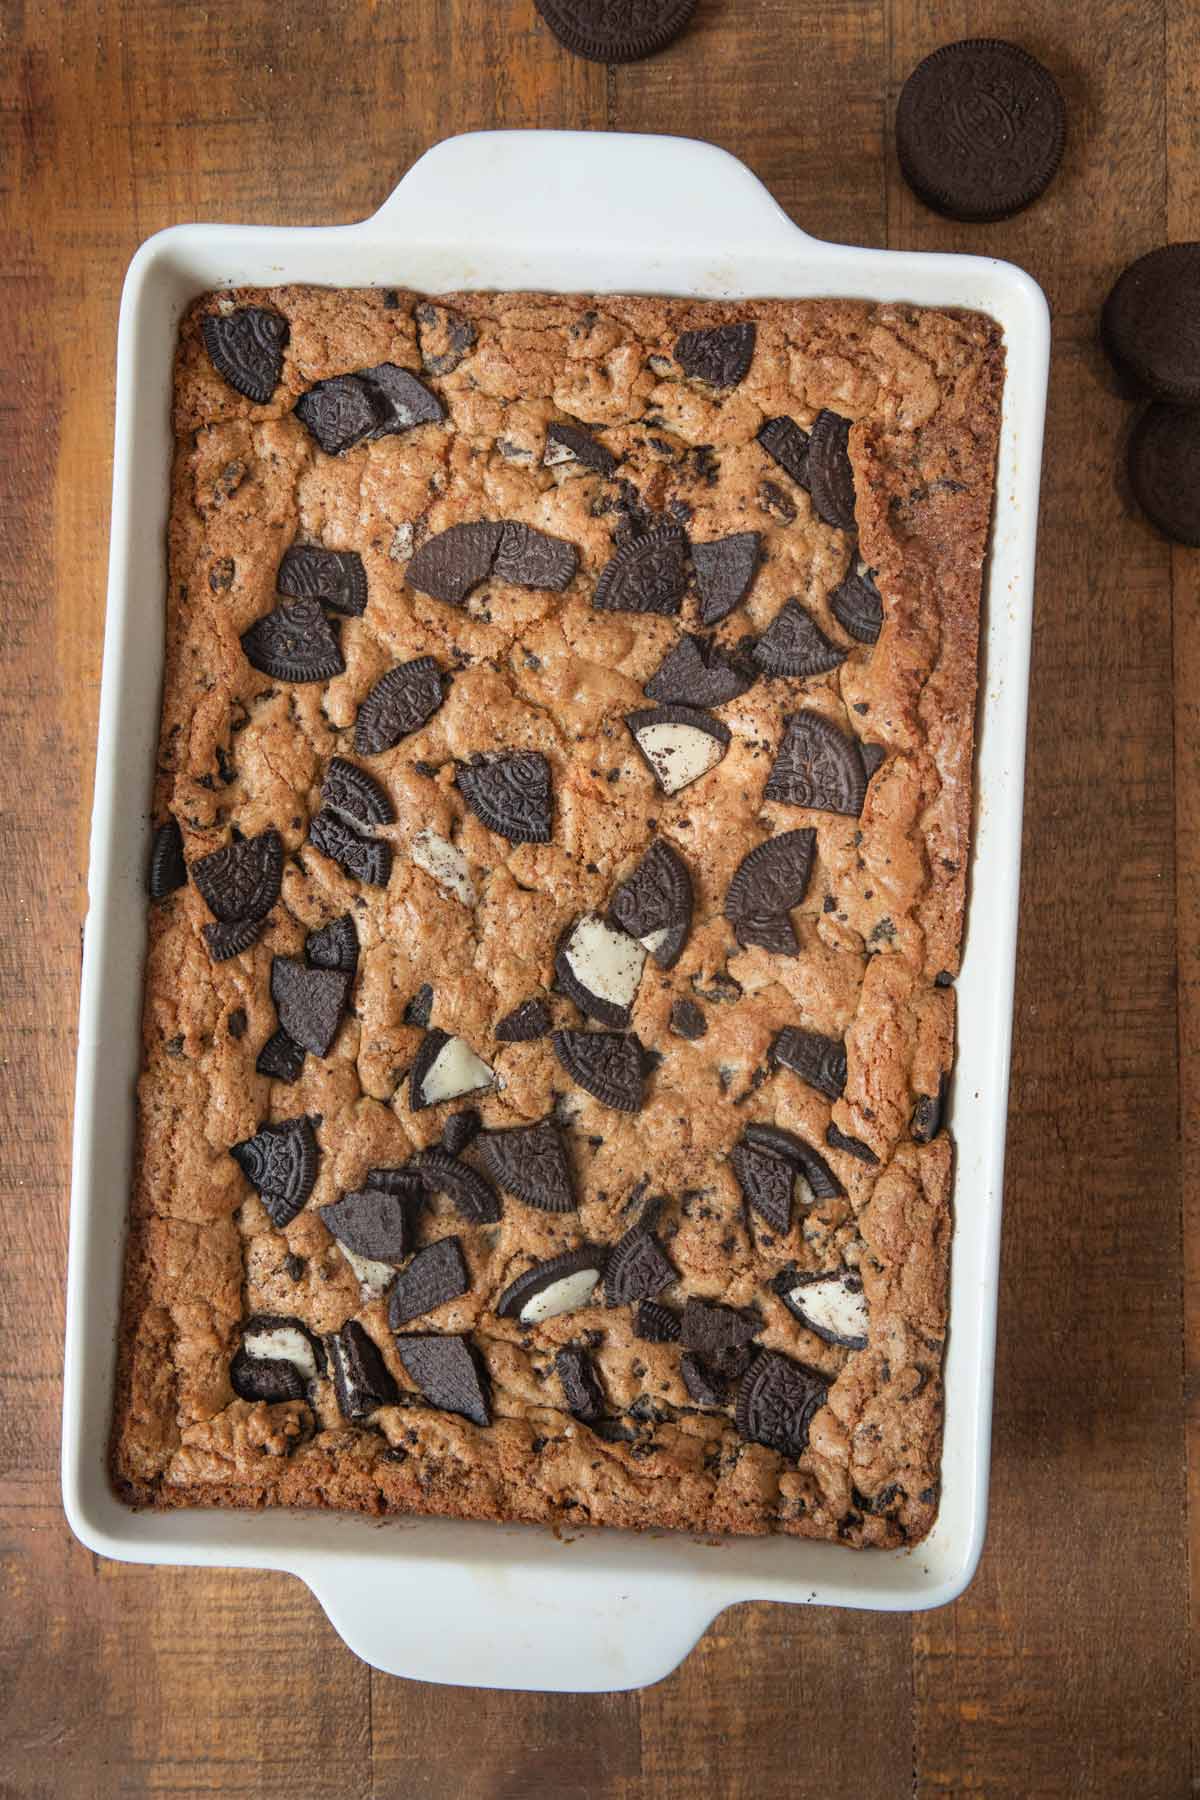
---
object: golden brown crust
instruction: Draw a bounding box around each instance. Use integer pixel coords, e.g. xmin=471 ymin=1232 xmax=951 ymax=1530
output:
xmin=111 ymin=287 xmax=1002 ymax=1549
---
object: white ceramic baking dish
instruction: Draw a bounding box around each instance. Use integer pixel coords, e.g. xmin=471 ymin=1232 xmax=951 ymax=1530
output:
xmin=63 ymin=129 xmax=1048 ymax=1693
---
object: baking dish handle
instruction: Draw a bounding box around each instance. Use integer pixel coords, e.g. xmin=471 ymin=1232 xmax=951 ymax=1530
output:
xmin=366 ymin=129 xmax=815 ymax=255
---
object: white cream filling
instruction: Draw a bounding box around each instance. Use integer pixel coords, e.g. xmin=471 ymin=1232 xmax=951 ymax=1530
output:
xmin=419 ymin=1035 xmax=495 ymax=1105
xmin=788 ymin=1276 xmax=868 ymax=1345
xmin=639 ymin=925 xmax=671 ymax=956
xmin=519 ymin=1267 xmax=601 ymax=1324
xmin=543 ymin=440 xmax=577 ymax=466
xmin=634 ymin=721 xmax=724 ymax=795
xmin=389 ymin=521 xmax=414 ymax=562
xmin=563 ymin=915 xmax=646 ymax=1010
xmin=338 ymin=1244 xmax=396 ymax=1300
xmin=412 ymin=827 xmax=475 ymax=906
xmin=243 ymin=1325 xmax=318 ymax=1381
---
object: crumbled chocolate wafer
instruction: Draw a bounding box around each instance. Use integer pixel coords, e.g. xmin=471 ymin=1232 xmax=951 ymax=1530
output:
xmin=148 ymin=818 xmax=186 ymax=900
xmin=415 ymin=301 xmax=476 ymax=375
xmin=734 ymin=912 xmax=799 ymax=957
xmin=306 ymin=912 xmax=358 ymax=974
xmin=669 ymin=999 xmax=707 ymax=1041
xmin=645 ymin=633 xmax=756 ymax=707
xmin=395 ymin=1333 xmax=491 ymax=1427
xmin=674 ymin=322 xmax=756 ymax=389
xmin=765 ymin=712 xmax=868 ymax=816
xmin=771 ymin=1026 xmax=847 ymax=1100
xmin=410 ymin=1149 xmax=501 ymax=1223
xmin=320 ymin=1187 xmax=415 ymax=1264
xmin=410 ymin=1029 xmax=495 ymax=1109
xmin=294 ymin=374 xmax=385 ymax=455
xmin=192 ymin=829 xmax=283 ymax=923
xmin=551 ymin=1029 xmax=646 ymax=1113
xmin=626 ymin=704 xmax=730 ymax=796
xmin=682 ymin=1297 xmax=759 ymax=1359
xmin=692 ymin=532 xmax=762 ymax=626
xmin=635 ymin=1299 xmax=681 ymax=1343
xmin=806 ymin=411 xmax=857 ymax=530
xmin=388 ymin=1237 xmax=470 ymax=1328
xmin=269 ymin=956 xmax=351 ymax=1058
xmin=555 ymin=912 xmax=647 ymax=1029
xmin=593 ymin=522 xmax=689 ymax=616
xmin=896 ymin=39 xmax=1066 ymax=223
xmin=725 ymin=829 xmax=815 ymax=925
xmin=607 ymin=838 xmax=693 ymax=970
xmin=202 ymin=307 xmax=288 ymax=404
xmin=555 ymin=1345 xmax=606 ymax=1422
xmin=534 ymin=0 xmax=696 ymax=64
xmin=492 ymin=521 xmax=578 ymax=591
xmin=753 ymin=599 xmax=846 ymax=678
xmin=357 ymin=362 xmax=445 ymax=437
xmin=745 ymin=1123 xmax=843 ymax=1200
xmin=735 ymin=1349 xmax=827 ymax=1458
xmin=496 ymin=1246 xmax=607 ymax=1323
xmin=277 ymin=543 xmax=367 ymax=616
xmin=477 ymin=1117 xmax=576 ymax=1213
xmin=604 ymin=1208 xmax=675 ymax=1305
xmin=354 ymin=657 xmax=446 ymax=755
xmin=322 ymin=756 xmax=395 ymax=829
xmin=911 ymin=1072 xmax=950 ymax=1143
xmin=1128 ymin=403 xmax=1200 ymax=546
xmin=308 ymin=808 xmax=393 ymax=887
xmin=730 ymin=1140 xmax=795 ymax=1232
xmin=406 ymin=520 xmax=504 ymax=605
xmin=230 ymin=1115 xmax=319 ymax=1226
xmin=495 ymin=998 xmax=551 ymax=1041
xmin=680 ymin=1353 xmax=729 ymax=1408
xmin=830 ymin=561 xmax=883 ymax=644
xmin=328 ymin=1319 xmax=398 ymax=1422
xmin=230 ymin=1313 xmax=325 ymax=1403
xmin=255 ymin=1027 xmax=305 ymax=1084
xmin=366 ymin=1166 xmax=428 ymax=1201
xmin=826 ymin=1122 xmax=879 ymax=1165
xmin=772 ymin=1268 xmax=869 ymax=1349
xmin=241 ymin=598 xmax=344 ymax=683
xmin=545 ymin=418 xmax=617 ymax=474
xmin=457 ymin=751 xmax=552 ymax=843
xmin=202 ymin=915 xmax=266 ymax=961
xmin=1103 ymin=246 xmax=1200 ymax=402
xmin=442 ymin=1109 xmax=482 ymax=1157
xmin=403 ymin=985 xmax=434 ymax=1028
xmin=757 ymin=416 xmax=811 ymax=488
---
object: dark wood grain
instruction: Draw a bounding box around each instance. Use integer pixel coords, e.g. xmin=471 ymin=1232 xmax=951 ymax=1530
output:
xmin=0 ymin=0 xmax=1195 ymax=1795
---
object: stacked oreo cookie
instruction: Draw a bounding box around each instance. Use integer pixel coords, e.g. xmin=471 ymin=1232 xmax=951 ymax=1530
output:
xmin=1103 ymin=247 xmax=1200 ymax=546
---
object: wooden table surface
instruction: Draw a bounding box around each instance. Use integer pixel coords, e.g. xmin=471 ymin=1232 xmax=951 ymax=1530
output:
xmin=2 ymin=1 xmax=1197 ymax=1794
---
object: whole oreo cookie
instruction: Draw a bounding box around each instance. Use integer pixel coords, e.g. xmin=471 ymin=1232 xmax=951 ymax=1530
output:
xmin=1103 ymin=245 xmax=1200 ymax=401
xmin=534 ymin=0 xmax=696 ymax=63
xmin=1128 ymin=403 xmax=1200 ymax=546
xmin=896 ymin=39 xmax=1066 ymax=222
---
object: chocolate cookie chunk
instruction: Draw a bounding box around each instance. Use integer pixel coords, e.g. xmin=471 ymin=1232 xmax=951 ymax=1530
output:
xmin=322 ymin=756 xmax=394 ymax=829
xmin=230 ymin=1115 xmax=319 ymax=1227
xmin=673 ymin=322 xmax=756 ymax=389
xmin=733 ymin=913 xmax=799 ymax=957
xmin=626 ymin=704 xmax=730 ymax=796
xmin=635 ymin=1299 xmax=681 ymax=1343
xmin=328 ymin=1319 xmax=398 ymax=1422
xmin=669 ymin=998 xmax=707 ymax=1041
xmin=255 ymin=1027 xmax=306 ymax=1084
xmin=492 ymin=521 xmax=578 ymax=591
xmin=692 ymin=532 xmax=762 ymax=626
xmin=477 ymin=1118 xmax=576 ymax=1213
xmin=415 ymin=301 xmax=476 ymax=375
xmin=270 ymin=956 xmax=352 ymax=1058
xmin=681 ymin=1353 xmax=729 ymax=1408
xmin=771 ymin=1026 xmax=847 ymax=1101
xmin=202 ymin=306 xmax=288 ymax=404
xmin=757 ymin=416 xmax=810 ymax=488
xmin=407 ymin=521 xmax=504 ymax=605
xmin=1103 ymin=246 xmax=1200 ymax=401
xmin=608 ymin=838 xmax=693 ymax=971
xmin=552 ymin=1028 xmax=646 ymax=1113
xmin=645 ymin=633 xmax=755 ymax=707
xmin=911 ymin=1073 xmax=950 ymax=1143
xmin=192 ymin=829 xmax=282 ymax=923
xmin=306 ymin=913 xmax=359 ymax=974
xmin=357 ymin=362 xmax=445 ymax=437
xmin=806 ymin=411 xmax=857 ymax=531
xmin=594 ymin=522 xmax=689 ymax=616
xmin=396 ymin=1334 xmax=491 ymax=1428
xmin=457 ymin=751 xmax=552 ymax=844
xmin=354 ymin=658 xmax=446 ymax=755
xmin=148 ymin=818 xmax=186 ymax=900
xmin=441 ymin=1109 xmax=482 ymax=1157
xmin=230 ymin=1313 xmax=325 ymax=1403
xmin=744 ymin=1123 xmax=842 ymax=1199
xmin=241 ymin=598 xmax=344 ymax=683
xmin=410 ymin=1149 xmax=501 ymax=1224
xmin=203 ymin=916 xmax=266 ymax=962
xmin=753 ymin=600 xmax=846 ymax=679
xmin=725 ymin=829 xmax=815 ymax=924
xmin=735 ymin=1349 xmax=827 ymax=1458
xmin=320 ymin=1187 xmax=416 ymax=1264
xmin=826 ymin=1122 xmax=879 ymax=1165
xmin=896 ymin=39 xmax=1066 ymax=222
xmin=829 ymin=561 xmax=884 ymax=644
xmin=308 ymin=808 xmax=393 ymax=887
xmin=496 ymin=1247 xmax=607 ymax=1322
xmin=1128 ymin=404 xmax=1200 ymax=546
xmin=555 ymin=1345 xmax=606 ymax=1423
xmin=682 ymin=1297 xmax=760 ymax=1358
xmin=388 ymin=1237 xmax=470 ymax=1328
xmin=534 ymin=0 xmax=696 ymax=63
xmin=555 ymin=912 xmax=647 ymax=1029
xmin=604 ymin=1206 xmax=675 ymax=1306
xmin=495 ymin=998 xmax=552 ymax=1041
xmin=545 ymin=418 xmax=617 ymax=474
xmin=294 ymin=375 xmax=385 ymax=455
xmin=409 ymin=1030 xmax=495 ymax=1110
xmin=277 ymin=543 xmax=367 ymax=617
xmin=765 ymin=712 xmax=868 ymax=816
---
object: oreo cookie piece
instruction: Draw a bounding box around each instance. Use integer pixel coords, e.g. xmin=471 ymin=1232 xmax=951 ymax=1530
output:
xmin=1128 ymin=404 xmax=1200 ymax=546
xmin=1103 ymin=246 xmax=1200 ymax=402
xmin=673 ymin=321 xmax=756 ymax=389
xmin=496 ymin=1247 xmax=607 ymax=1323
xmin=270 ymin=956 xmax=351 ymax=1058
xmin=608 ymin=838 xmax=693 ymax=971
xmin=669 ymin=999 xmax=707 ymax=1041
xmin=322 ymin=756 xmax=394 ymax=829
xmin=682 ymin=1297 xmax=759 ymax=1359
xmin=645 ymin=633 xmax=755 ymax=707
xmin=148 ymin=818 xmax=186 ymax=900
xmin=626 ymin=704 xmax=730 ymax=795
xmin=770 ymin=1026 xmax=847 ymax=1101
xmin=757 ymin=416 xmax=811 ymax=488
xmin=604 ymin=1209 xmax=675 ymax=1306
xmin=860 ymin=743 xmax=886 ymax=781
xmin=765 ymin=712 xmax=868 ymax=816
xmin=357 ymin=362 xmax=445 ymax=437
xmin=896 ymin=39 xmax=1066 ymax=223
xmin=410 ymin=1029 xmax=495 ymax=1110
xmin=733 ymin=912 xmax=799 ymax=957
xmin=406 ymin=521 xmax=504 ymax=606
xmin=416 ymin=301 xmax=476 ymax=376
xmin=735 ymin=1349 xmax=828 ymax=1458
xmin=534 ymin=0 xmax=696 ymax=63
xmin=230 ymin=1115 xmax=319 ymax=1227
xmin=495 ymin=998 xmax=551 ymax=1041
xmin=545 ymin=418 xmax=617 ymax=474
xmin=241 ymin=598 xmax=344 ymax=683
xmin=442 ymin=1109 xmax=482 ymax=1157
xmin=744 ymin=1123 xmax=842 ymax=1199
xmin=306 ymin=913 xmax=358 ymax=974
xmin=593 ymin=523 xmax=688 ymax=616
xmin=294 ymin=375 xmax=385 ymax=455
xmin=277 ymin=543 xmax=367 ymax=617
xmin=555 ymin=913 xmax=647 ymax=1029
xmin=635 ymin=1299 xmax=681 ymax=1343
xmin=830 ymin=561 xmax=883 ymax=644
xmin=492 ymin=521 xmax=578 ymax=591
xmin=230 ymin=1313 xmax=325 ymax=1404
xmin=692 ymin=531 xmax=763 ymax=626
xmin=328 ymin=1319 xmax=398 ymax=1422
xmin=320 ymin=1186 xmax=415 ymax=1264
xmin=826 ymin=1122 xmax=879 ymax=1165
xmin=388 ymin=1237 xmax=470 ymax=1328
xmin=912 ymin=1073 xmax=950 ymax=1144
xmin=192 ymin=829 xmax=282 ymax=923
xmin=680 ymin=1353 xmax=729 ymax=1408
xmin=753 ymin=599 xmax=846 ymax=678
xmin=202 ymin=307 xmax=288 ymax=404
xmin=203 ymin=915 xmax=266 ymax=962
xmin=411 ymin=1148 xmax=501 ymax=1223
xmin=807 ymin=411 xmax=857 ymax=531
xmin=477 ymin=1118 xmax=576 ymax=1213
xmin=551 ymin=1029 xmax=646 ymax=1113
xmin=555 ymin=1345 xmax=606 ymax=1423
xmin=403 ymin=985 xmax=434 ymax=1028
xmin=309 ymin=808 xmax=393 ymax=887
xmin=457 ymin=751 xmax=552 ymax=844
xmin=772 ymin=1268 xmax=869 ymax=1350
xmin=725 ymin=829 xmax=816 ymax=926
xmin=255 ymin=1028 xmax=305 ymax=1084
xmin=354 ymin=657 xmax=446 ymax=755
xmin=730 ymin=1140 xmax=795 ymax=1233
xmin=396 ymin=1333 xmax=491 ymax=1427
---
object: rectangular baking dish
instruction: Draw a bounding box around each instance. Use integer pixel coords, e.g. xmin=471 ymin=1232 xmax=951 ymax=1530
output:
xmin=63 ymin=129 xmax=1049 ymax=1693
